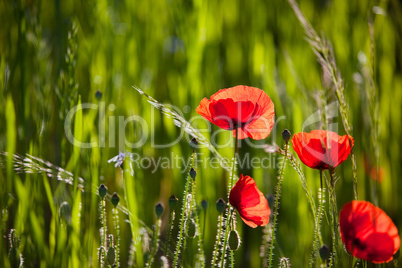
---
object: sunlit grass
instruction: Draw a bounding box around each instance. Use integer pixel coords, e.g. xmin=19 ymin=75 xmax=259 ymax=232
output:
xmin=1 ymin=0 xmax=401 ymax=267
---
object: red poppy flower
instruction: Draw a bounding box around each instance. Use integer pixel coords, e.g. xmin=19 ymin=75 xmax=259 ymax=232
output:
xmin=291 ymin=130 xmax=354 ymax=169
xmin=229 ymin=174 xmax=270 ymax=228
xmin=196 ymin=85 xmax=275 ymax=140
xmin=340 ymin=200 xmax=400 ymax=263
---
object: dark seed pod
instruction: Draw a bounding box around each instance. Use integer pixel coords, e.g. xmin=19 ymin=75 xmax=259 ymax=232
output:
xmin=168 ymin=195 xmax=179 ymax=210
xmin=187 ymin=219 xmax=196 ymax=238
xmin=229 ymin=230 xmax=240 ymax=251
xmin=216 ymin=198 xmax=226 ymax=215
xmin=155 ymin=202 xmax=164 ymax=218
xmin=282 ymin=129 xmax=291 ymax=143
xmin=95 ymin=90 xmax=103 ymax=101
xmin=190 ymin=168 xmax=197 ymax=180
xmin=107 ymin=246 xmax=116 ymax=266
xmin=190 ymin=138 xmax=199 ymax=151
xmin=201 ymin=199 xmax=208 ymax=211
xmin=99 ymin=184 xmax=107 ymax=199
xmin=319 ymin=244 xmax=330 ymax=262
xmin=111 ymin=192 xmax=120 ymax=207
xmin=265 ymin=194 xmax=274 ymax=211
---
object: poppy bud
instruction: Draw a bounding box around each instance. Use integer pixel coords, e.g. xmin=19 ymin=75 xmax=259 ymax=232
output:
xmin=282 ymin=129 xmax=291 ymax=143
xmin=187 ymin=219 xmax=196 ymax=238
xmin=59 ymin=201 xmax=72 ymax=225
xmin=169 ymin=195 xmax=179 ymax=210
xmin=155 ymin=202 xmax=164 ymax=218
xmin=319 ymin=245 xmax=330 ymax=262
xmin=99 ymin=184 xmax=107 ymax=199
xmin=190 ymin=138 xmax=199 ymax=151
xmin=111 ymin=192 xmax=120 ymax=207
xmin=201 ymin=199 xmax=208 ymax=211
xmin=216 ymin=198 xmax=226 ymax=215
xmin=229 ymin=230 xmax=240 ymax=251
xmin=190 ymin=168 xmax=197 ymax=180
xmin=265 ymin=194 xmax=274 ymax=210
xmin=95 ymin=90 xmax=103 ymax=101
xmin=107 ymin=246 xmax=116 ymax=265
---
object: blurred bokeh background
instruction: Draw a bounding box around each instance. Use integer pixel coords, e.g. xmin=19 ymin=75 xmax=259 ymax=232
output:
xmin=1 ymin=0 xmax=401 ymax=266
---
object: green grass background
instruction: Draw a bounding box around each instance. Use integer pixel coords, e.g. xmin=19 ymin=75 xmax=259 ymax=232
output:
xmin=1 ymin=0 xmax=401 ymax=266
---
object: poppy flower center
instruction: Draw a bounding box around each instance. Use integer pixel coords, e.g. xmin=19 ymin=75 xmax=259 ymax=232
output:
xmin=352 ymin=238 xmax=367 ymax=251
xmin=209 ymin=99 xmax=257 ymax=130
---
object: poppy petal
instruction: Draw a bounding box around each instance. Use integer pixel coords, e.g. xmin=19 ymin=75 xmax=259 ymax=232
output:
xmin=229 ymin=175 xmax=271 ymax=228
xmin=291 ymin=130 xmax=354 ymax=169
xmin=196 ymin=85 xmax=275 ymax=140
xmin=340 ymin=200 xmax=400 ymax=263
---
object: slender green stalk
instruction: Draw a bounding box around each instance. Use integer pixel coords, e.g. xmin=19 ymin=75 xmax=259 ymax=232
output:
xmin=164 ymin=210 xmax=175 ymax=256
xmin=220 ymin=129 xmax=239 ymax=267
xmin=202 ymin=206 xmax=207 ymax=242
xmin=146 ymin=219 xmax=161 ymax=267
xmin=327 ymin=168 xmax=339 ymax=268
xmin=268 ymin=142 xmax=288 ymax=267
xmin=190 ymin=176 xmax=206 ymax=267
xmin=101 ymin=199 xmax=107 ymax=268
xmin=98 ymin=246 xmax=105 ymax=268
xmin=228 ymin=128 xmax=239 ymax=197
xmin=113 ymin=208 xmax=120 ymax=268
xmin=309 ymin=182 xmax=325 ymax=268
xmin=123 ymin=164 xmax=144 ymax=267
xmin=220 ymin=207 xmax=233 ymax=268
xmin=211 ymin=214 xmax=224 ymax=267
xmin=231 ymin=250 xmax=234 ymax=268
xmin=173 ymin=152 xmax=195 ymax=267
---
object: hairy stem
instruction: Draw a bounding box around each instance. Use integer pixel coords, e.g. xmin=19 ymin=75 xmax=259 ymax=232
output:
xmin=220 ymin=129 xmax=238 ymax=267
xmin=146 ymin=219 xmax=161 ymax=267
xmin=164 ymin=210 xmax=175 ymax=257
xmin=268 ymin=142 xmax=288 ymax=267
xmin=173 ymin=152 xmax=195 ymax=267
xmin=211 ymin=215 xmax=224 ymax=267
xmin=113 ymin=208 xmax=120 ymax=268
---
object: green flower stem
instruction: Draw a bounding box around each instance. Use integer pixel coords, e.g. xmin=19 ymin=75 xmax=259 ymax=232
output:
xmin=146 ymin=218 xmax=161 ymax=267
xmin=268 ymin=141 xmax=288 ymax=268
xmin=164 ymin=210 xmax=175 ymax=256
xmin=113 ymin=208 xmax=120 ymax=268
xmin=309 ymin=171 xmax=325 ymax=268
xmin=327 ymin=168 xmax=339 ymax=267
xmin=230 ymin=249 xmax=234 ymax=268
xmin=98 ymin=246 xmax=105 ymax=268
xmin=211 ymin=214 xmax=224 ymax=267
xmin=101 ymin=199 xmax=107 ymax=267
xmin=173 ymin=152 xmax=196 ymax=267
xmin=220 ymin=207 xmax=233 ymax=268
xmin=191 ymin=175 xmax=206 ymax=267
xmin=228 ymin=128 xmax=239 ymax=196
xmin=220 ymin=129 xmax=239 ymax=267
